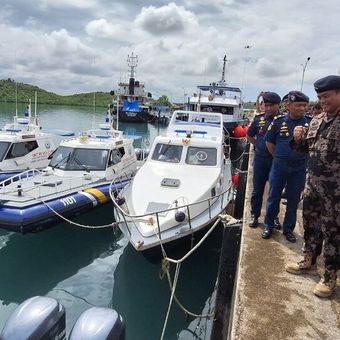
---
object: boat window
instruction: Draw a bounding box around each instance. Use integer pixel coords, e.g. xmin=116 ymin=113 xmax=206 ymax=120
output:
xmin=0 ymin=142 xmax=11 ymax=161
xmin=118 ymin=147 xmax=125 ymax=157
xmin=201 ymin=105 xmax=234 ymax=115
xmin=49 ymin=146 xmax=72 ymax=169
xmin=152 ymin=143 xmax=182 ymax=163
xmin=185 ymin=147 xmax=217 ymax=166
xmin=4 ymin=141 xmax=38 ymax=159
xmin=109 ymin=149 xmax=121 ymax=166
xmin=49 ymin=146 xmax=109 ymax=171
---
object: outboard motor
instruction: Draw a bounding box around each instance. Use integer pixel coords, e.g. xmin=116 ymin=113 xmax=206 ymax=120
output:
xmin=69 ymin=307 xmax=125 ymax=340
xmin=0 ymin=296 xmax=65 ymax=340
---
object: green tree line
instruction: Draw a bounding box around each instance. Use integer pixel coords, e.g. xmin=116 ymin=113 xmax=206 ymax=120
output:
xmin=0 ymin=79 xmax=113 ymax=107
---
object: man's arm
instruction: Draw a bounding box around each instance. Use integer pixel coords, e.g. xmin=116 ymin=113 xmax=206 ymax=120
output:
xmin=246 ymin=135 xmax=256 ymax=145
xmin=265 ymin=141 xmax=275 ymax=156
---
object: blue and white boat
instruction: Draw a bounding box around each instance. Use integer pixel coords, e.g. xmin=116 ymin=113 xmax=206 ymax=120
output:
xmin=0 ymin=100 xmax=56 ymax=182
xmin=0 ymin=116 xmax=137 ymax=234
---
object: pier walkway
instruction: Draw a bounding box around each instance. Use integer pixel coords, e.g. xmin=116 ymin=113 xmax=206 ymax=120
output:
xmin=229 ymin=151 xmax=340 ymax=340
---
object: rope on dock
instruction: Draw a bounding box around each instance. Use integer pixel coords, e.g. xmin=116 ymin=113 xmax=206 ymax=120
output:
xmin=25 ymin=192 xmax=115 ymax=229
xmin=159 ymin=213 xmax=239 ymax=340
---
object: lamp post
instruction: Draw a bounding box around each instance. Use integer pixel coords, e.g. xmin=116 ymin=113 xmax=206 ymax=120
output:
xmin=300 ymin=57 xmax=311 ymax=91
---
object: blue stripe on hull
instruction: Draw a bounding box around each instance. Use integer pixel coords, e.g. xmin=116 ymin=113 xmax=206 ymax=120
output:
xmin=0 ymin=182 xmax=126 ymax=234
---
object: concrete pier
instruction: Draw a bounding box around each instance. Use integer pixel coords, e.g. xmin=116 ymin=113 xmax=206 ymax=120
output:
xmin=229 ymin=151 xmax=340 ymax=339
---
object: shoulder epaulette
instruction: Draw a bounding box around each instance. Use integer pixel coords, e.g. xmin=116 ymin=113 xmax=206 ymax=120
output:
xmin=273 ymin=114 xmax=285 ymax=120
xmin=255 ymin=112 xmax=265 ymax=117
xmin=314 ymin=112 xmax=326 ymax=119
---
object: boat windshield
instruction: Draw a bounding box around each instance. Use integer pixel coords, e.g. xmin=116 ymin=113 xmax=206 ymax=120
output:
xmin=151 ymin=143 xmax=183 ymax=163
xmin=185 ymin=146 xmax=217 ymax=166
xmin=49 ymin=146 xmax=109 ymax=171
xmin=0 ymin=142 xmax=11 ymax=162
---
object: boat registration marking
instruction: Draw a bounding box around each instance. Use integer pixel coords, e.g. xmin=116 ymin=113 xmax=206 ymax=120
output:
xmin=60 ymin=196 xmax=76 ymax=207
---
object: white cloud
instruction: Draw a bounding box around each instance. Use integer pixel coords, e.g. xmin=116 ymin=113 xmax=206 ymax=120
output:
xmin=135 ymin=2 xmax=198 ymax=35
xmin=85 ymin=19 xmax=129 ymax=41
xmin=1 ymin=0 xmax=340 ymax=101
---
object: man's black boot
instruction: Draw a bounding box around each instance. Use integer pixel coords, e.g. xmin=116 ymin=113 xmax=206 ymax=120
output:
xmin=249 ymin=215 xmax=258 ymax=228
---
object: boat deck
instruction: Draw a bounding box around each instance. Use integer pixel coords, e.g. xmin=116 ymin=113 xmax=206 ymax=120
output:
xmin=0 ymin=173 xmax=104 ymax=206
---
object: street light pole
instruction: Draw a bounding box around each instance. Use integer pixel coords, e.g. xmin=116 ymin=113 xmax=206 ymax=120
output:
xmin=300 ymin=57 xmax=311 ymax=91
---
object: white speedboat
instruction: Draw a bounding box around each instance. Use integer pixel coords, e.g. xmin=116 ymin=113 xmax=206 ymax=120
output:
xmin=0 ymin=116 xmax=137 ymax=233
xmin=0 ymin=100 xmax=55 ymax=182
xmin=111 ymin=110 xmax=232 ymax=254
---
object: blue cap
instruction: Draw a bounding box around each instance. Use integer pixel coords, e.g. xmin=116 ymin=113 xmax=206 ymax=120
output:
xmin=314 ymin=75 xmax=340 ymax=93
xmin=262 ymin=92 xmax=281 ymax=104
xmin=282 ymin=93 xmax=289 ymax=102
xmin=287 ymin=90 xmax=309 ymax=102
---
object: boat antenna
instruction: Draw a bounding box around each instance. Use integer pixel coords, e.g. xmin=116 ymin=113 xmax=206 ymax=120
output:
xmin=92 ymin=92 xmax=96 ymax=129
xmin=25 ymin=99 xmax=31 ymax=119
xmin=116 ymin=93 xmax=119 ymax=130
xmin=221 ymin=55 xmax=228 ymax=83
xmin=15 ymin=80 xmax=18 ymax=117
xmin=34 ymin=91 xmax=37 ymax=119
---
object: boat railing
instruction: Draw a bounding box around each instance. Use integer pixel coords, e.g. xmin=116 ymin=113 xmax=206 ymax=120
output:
xmin=0 ymin=169 xmax=41 ymax=190
xmin=0 ymin=170 xmax=106 ymax=198
xmin=110 ymin=176 xmax=232 ymax=238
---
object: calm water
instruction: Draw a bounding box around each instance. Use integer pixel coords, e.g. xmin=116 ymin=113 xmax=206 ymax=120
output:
xmin=0 ymin=103 xmax=222 ymax=339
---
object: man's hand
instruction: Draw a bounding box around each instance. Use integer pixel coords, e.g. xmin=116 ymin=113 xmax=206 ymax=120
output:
xmin=293 ymin=126 xmax=304 ymax=141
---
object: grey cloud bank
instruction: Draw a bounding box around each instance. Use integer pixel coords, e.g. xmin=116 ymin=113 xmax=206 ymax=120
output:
xmin=0 ymin=0 xmax=339 ymax=101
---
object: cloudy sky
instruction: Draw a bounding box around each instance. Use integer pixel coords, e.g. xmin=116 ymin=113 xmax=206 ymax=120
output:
xmin=1 ymin=0 xmax=339 ymax=102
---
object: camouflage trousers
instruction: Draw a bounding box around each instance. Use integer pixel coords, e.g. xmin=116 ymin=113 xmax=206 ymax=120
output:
xmin=303 ymin=177 xmax=340 ymax=271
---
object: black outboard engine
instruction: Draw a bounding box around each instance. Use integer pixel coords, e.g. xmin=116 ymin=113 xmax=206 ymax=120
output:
xmin=69 ymin=307 xmax=125 ymax=340
xmin=0 ymin=296 xmax=65 ymax=340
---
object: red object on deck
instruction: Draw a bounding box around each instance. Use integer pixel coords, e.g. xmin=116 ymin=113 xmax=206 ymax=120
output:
xmin=233 ymin=126 xmax=247 ymax=138
xmin=231 ymin=174 xmax=239 ymax=188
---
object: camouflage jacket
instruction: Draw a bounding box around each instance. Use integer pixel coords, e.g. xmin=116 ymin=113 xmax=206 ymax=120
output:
xmin=290 ymin=112 xmax=340 ymax=186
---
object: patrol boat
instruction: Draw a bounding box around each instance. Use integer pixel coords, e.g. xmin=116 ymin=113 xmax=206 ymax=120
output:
xmin=111 ymin=110 xmax=232 ymax=254
xmin=187 ymin=55 xmax=246 ymax=158
xmin=0 ymin=114 xmax=137 ymax=233
xmin=0 ymin=99 xmax=55 ymax=182
xmin=110 ymin=52 xmax=152 ymax=123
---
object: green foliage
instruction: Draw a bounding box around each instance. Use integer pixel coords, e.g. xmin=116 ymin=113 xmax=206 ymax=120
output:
xmin=154 ymin=95 xmax=171 ymax=107
xmin=0 ymin=79 xmax=113 ymax=107
xmin=243 ymin=101 xmax=256 ymax=109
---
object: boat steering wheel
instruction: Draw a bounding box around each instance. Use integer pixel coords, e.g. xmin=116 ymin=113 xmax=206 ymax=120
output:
xmin=195 ymin=151 xmax=208 ymax=162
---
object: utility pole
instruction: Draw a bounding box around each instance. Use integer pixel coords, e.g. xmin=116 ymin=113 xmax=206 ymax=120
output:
xmin=300 ymin=57 xmax=311 ymax=91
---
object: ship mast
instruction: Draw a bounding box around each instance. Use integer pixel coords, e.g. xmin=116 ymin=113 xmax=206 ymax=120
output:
xmin=127 ymin=52 xmax=138 ymax=79
xmin=221 ymin=55 xmax=227 ymax=83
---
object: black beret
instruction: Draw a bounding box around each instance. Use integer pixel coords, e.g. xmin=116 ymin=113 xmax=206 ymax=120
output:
xmin=287 ymin=90 xmax=309 ymax=103
xmin=262 ymin=92 xmax=281 ymax=104
xmin=281 ymin=93 xmax=289 ymax=102
xmin=314 ymin=75 xmax=340 ymax=93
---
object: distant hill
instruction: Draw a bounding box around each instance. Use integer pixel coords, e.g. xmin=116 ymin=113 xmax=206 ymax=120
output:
xmin=0 ymin=78 xmax=113 ymax=107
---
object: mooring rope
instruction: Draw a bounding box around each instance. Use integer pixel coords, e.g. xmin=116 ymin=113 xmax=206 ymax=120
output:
xmin=25 ymin=192 xmax=115 ymax=229
xmin=159 ymin=213 xmax=239 ymax=340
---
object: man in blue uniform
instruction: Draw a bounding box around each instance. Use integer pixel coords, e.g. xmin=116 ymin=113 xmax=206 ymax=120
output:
xmin=247 ymin=92 xmax=281 ymax=228
xmin=262 ymin=91 xmax=310 ymax=242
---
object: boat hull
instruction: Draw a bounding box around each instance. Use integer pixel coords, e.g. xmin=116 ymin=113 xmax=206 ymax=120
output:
xmin=119 ymin=111 xmax=148 ymax=123
xmin=0 ymin=182 xmax=126 ymax=234
xmin=115 ymin=188 xmax=232 ymax=254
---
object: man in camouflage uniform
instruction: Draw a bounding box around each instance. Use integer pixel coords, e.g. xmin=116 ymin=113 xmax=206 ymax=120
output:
xmin=286 ymin=75 xmax=340 ymax=298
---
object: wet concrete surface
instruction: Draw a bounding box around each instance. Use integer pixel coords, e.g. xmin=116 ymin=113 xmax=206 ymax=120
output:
xmin=229 ymin=151 xmax=340 ymax=340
